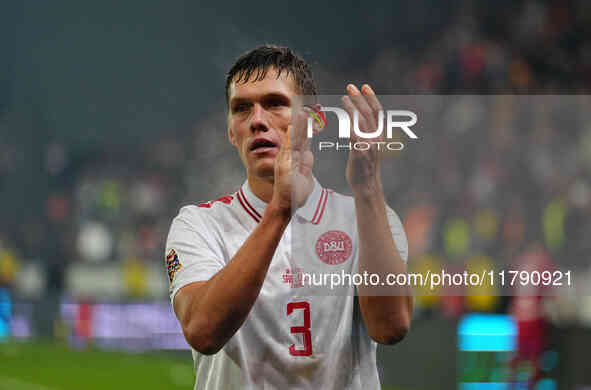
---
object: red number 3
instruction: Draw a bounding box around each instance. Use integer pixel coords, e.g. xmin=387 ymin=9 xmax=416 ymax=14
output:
xmin=286 ymin=301 xmax=312 ymax=356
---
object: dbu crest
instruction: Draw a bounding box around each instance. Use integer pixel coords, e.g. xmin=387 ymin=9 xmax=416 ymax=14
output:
xmin=315 ymin=231 xmax=353 ymax=265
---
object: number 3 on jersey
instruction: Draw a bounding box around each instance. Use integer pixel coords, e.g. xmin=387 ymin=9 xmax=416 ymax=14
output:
xmin=286 ymin=301 xmax=312 ymax=356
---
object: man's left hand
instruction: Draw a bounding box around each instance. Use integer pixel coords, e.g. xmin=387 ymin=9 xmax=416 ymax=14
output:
xmin=341 ymin=84 xmax=384 ymax=195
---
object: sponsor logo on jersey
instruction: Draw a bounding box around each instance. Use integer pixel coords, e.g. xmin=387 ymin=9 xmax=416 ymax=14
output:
xmin=166 ymin=249 xmax=182 ymax=282
xmin=282 ymin=268 xmax=304 ymax=288
xmin=315 ymin=230 xmax=353 ymax=265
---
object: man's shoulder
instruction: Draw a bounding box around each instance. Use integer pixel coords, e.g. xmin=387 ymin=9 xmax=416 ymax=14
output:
xmin=322 ymin=188 xmax=404 ymax=224
xmin=323 ymin=188 xmax=353 ymax=205
xmin=324 ymin=189 xmax=402 ymax=212
xmin=195 ymin=194 xmax=238 ymax=213
xmin=174 ymin=193 xmax=239 ymax=226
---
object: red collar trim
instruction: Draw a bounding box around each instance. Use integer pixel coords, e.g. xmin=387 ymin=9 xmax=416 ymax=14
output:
xmin=237 ymin=189 xmax=261 ymax=223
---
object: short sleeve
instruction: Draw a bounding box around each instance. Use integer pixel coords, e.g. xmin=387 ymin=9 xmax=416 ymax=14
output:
xmin=165 ymin=206 xmax=225 ymax=305
xmin=386 ymin=205 xmax=409 ymax=262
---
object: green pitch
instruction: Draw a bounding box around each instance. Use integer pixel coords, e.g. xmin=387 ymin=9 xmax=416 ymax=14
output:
xmin=0 ymin=341 xmax=195 ymax=390
xmin=0 ymin=341 xmax=410 ymax=390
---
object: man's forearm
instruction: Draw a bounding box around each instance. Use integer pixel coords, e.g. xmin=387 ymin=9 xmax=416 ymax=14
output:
xmin=354 ymin=182 xmax=412 ymax=345
xmin=181 ymin=204 xmax=290 ymax=354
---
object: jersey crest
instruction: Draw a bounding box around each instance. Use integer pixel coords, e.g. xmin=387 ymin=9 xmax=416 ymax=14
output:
xmin=315 ymin=230 xmax=353 ymax=265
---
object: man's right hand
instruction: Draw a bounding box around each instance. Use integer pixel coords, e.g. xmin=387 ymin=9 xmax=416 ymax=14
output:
xmin=271 ymin=103 xmax=322 ymax=215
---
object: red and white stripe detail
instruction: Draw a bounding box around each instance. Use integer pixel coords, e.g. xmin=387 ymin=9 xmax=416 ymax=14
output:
xmin=311 ymin=189 xmax=328 ymax=225
xmin=237 ymin=188 xmax=262 ymax=223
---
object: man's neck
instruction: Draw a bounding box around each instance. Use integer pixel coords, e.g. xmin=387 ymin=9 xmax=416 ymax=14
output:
xmin=247 ymin=174 xmax=274 ymax=203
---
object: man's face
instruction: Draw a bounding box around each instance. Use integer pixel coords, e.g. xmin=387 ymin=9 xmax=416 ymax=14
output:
xmin=227 ymin=68 xmax=298 ymax=180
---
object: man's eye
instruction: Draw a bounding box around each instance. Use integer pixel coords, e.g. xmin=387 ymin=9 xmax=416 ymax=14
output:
xmin=267 ymin=100 xmax=286 ymax=109
xmin=234 ymin=104 xmax=249 ymax=113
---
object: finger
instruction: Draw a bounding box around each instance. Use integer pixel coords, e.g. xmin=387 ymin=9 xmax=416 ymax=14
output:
xmin=300 ymin=150 xmax=314 ymax=177
xmin=288 ymin=104 xmax=303 ymax=150
xmin=274 ymin=125 xmax=290 ymax=177
xmin=361 ymin=84 xmax=382 ymax=115
xmin=285 ymin=124 xmax=292 ymax=151
xmin=341 ymin=94 xmax=359 ymax=143
xmin=291 ymin=108 xmax=312 ymax=152
xmin=278 ymin=124 xmax=291 ymax=158
xmin=361 ymin=84 xmax=385 ymax=143
xmin=346 ymin=84 xmax=375 ymax=130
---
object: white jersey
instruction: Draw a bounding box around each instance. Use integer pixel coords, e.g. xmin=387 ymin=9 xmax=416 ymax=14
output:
xmin=165 ymin=178 xmax=408 ymax=390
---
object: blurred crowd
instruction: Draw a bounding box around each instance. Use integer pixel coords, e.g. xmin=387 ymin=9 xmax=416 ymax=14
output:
xmin=0 ymin=0 xmax=590 ymax=327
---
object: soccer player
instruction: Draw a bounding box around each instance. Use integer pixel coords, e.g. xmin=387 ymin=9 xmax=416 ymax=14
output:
xmin=165 ymin=45 xmax=412 ymax=389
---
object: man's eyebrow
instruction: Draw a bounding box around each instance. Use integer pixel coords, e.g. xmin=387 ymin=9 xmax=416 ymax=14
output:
xmin=229 ymin=97 xmax=250 ymax=106
xmin=262 ymin=92 xmax=290 ymax=101
xmin=259 ymin=93 xmax=293 ymax=107
xmin=230 ymin=92 xmax=290 ymax=106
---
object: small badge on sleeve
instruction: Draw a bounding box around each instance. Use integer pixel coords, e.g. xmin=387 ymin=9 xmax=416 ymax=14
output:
xmin=166 ymin=249 xmax=182 ymax=282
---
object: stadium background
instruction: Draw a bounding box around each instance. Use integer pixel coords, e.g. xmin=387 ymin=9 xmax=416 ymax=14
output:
xmin=1 ymin=0 xmax=591 ymax=389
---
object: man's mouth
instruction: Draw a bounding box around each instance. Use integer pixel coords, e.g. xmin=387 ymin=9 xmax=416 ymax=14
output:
xmin=249 ymin=138 xmax=278 ymax=154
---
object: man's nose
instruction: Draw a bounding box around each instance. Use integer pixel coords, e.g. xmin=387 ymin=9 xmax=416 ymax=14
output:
xmin=250 ymin=104 xmax=269 ymax=133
